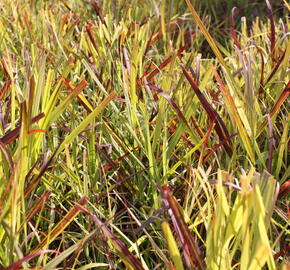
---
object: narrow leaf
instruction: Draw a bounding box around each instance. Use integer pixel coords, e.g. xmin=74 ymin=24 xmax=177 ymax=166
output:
xmin=182 ymin=67 xmax=232 ymax=156
xmin=55 ymin=92 xmax=116 ymax=157
xmin=33 ymin=196 xmax=88 ymax=252
xmin=162 ymin=185 xmax=206 ymax=270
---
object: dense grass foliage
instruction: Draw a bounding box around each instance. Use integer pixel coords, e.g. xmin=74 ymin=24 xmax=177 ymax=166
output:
xmin=0 ymin=0 xmax=289 ymax=269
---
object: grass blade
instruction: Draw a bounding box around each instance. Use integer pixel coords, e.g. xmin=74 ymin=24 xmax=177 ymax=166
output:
xmin=76 ymin=204 xmax=145 ymax=270
xmin=33 ymin=196 xmax=88 ymax=252
xmin=182 ymin=67 xmax=232 ymax=156
xmin=162 ymin=185 xmax=206 ymax=269
xmin=4 ymin=250 xmax=59 ymax=270
xmin=55 ymin=91 xmax=116 ymax=156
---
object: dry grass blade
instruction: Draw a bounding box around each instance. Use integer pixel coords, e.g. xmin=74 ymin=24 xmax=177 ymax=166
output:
xmin=185 ymin=0 xmax=257 ymax=162
xmin=266 ymin=114 xmax=274 ymax=173
xmin=277 ymin=179 xmax=290 ymax=200
xmin=49 ymin=79 xmax=88 ymax=123
xmin=268 ymin=80 xmax=290 ymax=117
xmin=258 ymin=80 xmax=290 ymax=136
xmin=263 ymin=46 xmax=287 ymax=87
xmin=0 ymin=113 xmax=45 ymax=145
xmin=76 ymin=204 xmax=145 ymax=270
xmin=0 ymin=141 xmax=14 ymax=170
xmin=230 ymin=7 xmax=241 ymax=50
xmin=162 ymin=185 xmax=206 ymax=270
xmin=203 ymin=133 xmax=238 ymax=164
xmin=0 ymin=0 xmax=287 ymax=268
xmin=266 ymin=0 xmax=276 ymax=62
xmin=141 ymin=45 xmax=188 ymax=83
xmin=182 ymin=67 xmax=232 ymax=156
xmin=86 ymin=23 xmax=100 ymax=56
xmin=24 ymin=145 xmax=59 ymax=196
xmin=42 ymin=229 xmax=98 ymax=270
xmin=0 ymin=77 xmax=11 ymax=100
xmin=32 ymin=196 xmax=88 ymax=252
xmin=185 ymin=0 xmax=226 ymax=66
xmin=198 ymin=118 xmax=216 ymax=166
xmin=63 ymin=77 xmax=94 ymax=113
xmin=18 ymin=191 xmax=52 ymax=233
xmin=3 ymin=250 xmax=59 ymax=270
xmin=214 ymin=70 xmax=255 ymax=161
xmin=147 ymin=83 xmax=192 ymax=132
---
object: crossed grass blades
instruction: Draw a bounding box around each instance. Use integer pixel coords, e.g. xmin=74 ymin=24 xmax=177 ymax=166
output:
xmin=0 ymin=0 xmax=289 ymax=269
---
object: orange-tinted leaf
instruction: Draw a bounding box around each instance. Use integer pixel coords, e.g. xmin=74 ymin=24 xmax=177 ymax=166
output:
xmin=33 ymin=196 xmax=88 ymax=252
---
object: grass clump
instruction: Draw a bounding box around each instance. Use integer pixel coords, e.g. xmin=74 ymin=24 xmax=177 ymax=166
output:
xmin=0 ymin=0 xmax=289 ymax=269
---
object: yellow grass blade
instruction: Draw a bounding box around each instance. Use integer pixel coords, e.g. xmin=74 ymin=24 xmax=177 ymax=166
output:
xmin=55 ymin=91 xmax=116 ymax=156
xmin=161 ymin=221 xmax=185 ymax=270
